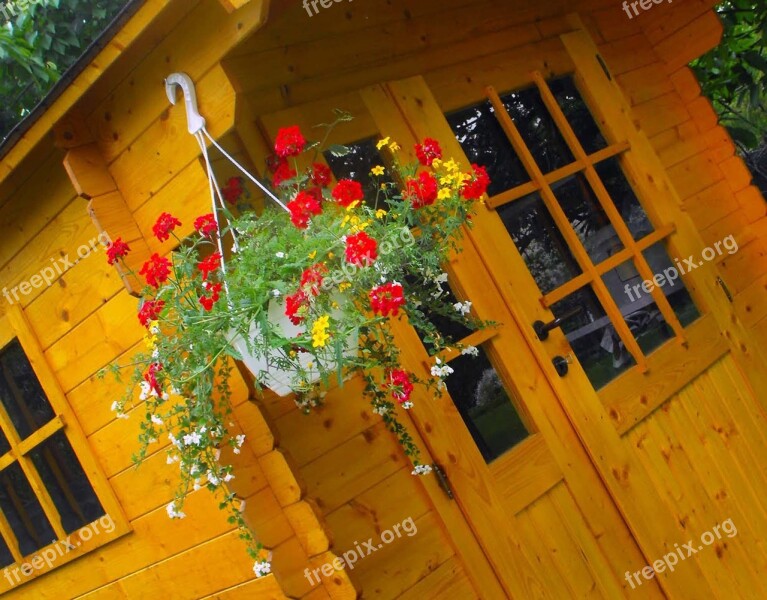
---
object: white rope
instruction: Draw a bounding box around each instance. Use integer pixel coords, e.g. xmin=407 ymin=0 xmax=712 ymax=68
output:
xmin=201 ymin=128 xmax=290 ymax=214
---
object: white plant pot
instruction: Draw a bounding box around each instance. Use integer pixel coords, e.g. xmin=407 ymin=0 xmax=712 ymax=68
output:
xmin=231 ymin=297 xmax=358 ymax=396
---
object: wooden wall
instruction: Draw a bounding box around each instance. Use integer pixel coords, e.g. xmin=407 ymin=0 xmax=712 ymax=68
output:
xmin=0 ymin=0 xmax=764 ymax=598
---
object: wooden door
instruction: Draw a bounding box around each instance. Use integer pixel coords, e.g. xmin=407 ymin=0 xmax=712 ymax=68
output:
xmin=358 ymin=23 xmax=767 ymax=600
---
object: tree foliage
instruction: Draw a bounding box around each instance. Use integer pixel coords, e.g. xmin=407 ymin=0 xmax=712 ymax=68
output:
xmin=691 ymin=0 xmax=767 ymax=150
xmin=0 ymin=0 xmax=128 ymax=141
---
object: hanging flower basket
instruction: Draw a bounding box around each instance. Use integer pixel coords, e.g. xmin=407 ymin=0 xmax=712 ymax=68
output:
xmin=104 ymin=99 xmax=491 ymax=576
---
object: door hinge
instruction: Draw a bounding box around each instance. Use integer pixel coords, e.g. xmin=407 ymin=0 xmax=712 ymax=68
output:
xmin=432 ymin=463 xmax=454 ymax=499
xmin=596 ymin=54 xmax=612 ymax=81
xmin=717 ymin=276 xmax=733 ymax=303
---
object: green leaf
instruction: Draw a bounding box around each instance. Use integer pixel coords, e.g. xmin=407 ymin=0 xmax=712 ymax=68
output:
xmin=325 ymin=144 xmax=351 ymax=157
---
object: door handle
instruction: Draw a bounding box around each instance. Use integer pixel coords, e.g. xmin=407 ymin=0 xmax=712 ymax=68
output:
xmin=533 ymin=306 xmax=583 ymax=341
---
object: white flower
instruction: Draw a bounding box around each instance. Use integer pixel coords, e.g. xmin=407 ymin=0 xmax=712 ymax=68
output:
xmin=213 ymin=449 xmax=221 ymax=461
xmin=233 ymin=447 xmax=241 ymax=455
xmin=151 ymin=414 xmax=163 ymax=426
xmin=151 ymin=348 xmax=159 ymax=359
xmin=117 ymin=412 xmax=130 ymax=420
xmin=401 ymin=401 xmax=414 ymax=410
xmin=166 ymin=454 xmax=179 ymax=465
xmin=170 ymin=386 xmax=181 ymax=395
xmin=199 ymin=426 xmax=207 ymax=434
xmin=207 ymin=472 xmax=220 ymax=486
xmin=224 ymin=473 xmax=235 ymax=482
xmin=169 ymin=432 xmax=181 ymax=448
xmin=373 ymin=405 xmax=389 ymax=416
xmin=253 ymin=560 xmax=271 ymax=577
xmin=430 ymin=357 xmax=454 ymax=379
xmin=238 ymin=500 xmax=246 ymax=512
xmin=461 ymin=345 xmax=479 ymax=357
xmin=110 ymin=400 xmax=120 ymax=413
xmin=139 ymin=381 xmax=151 ymax=401
xmin=236 ymin=434 xmax=246 ymax=447
xmin=453 ymin=301 xmax=472 ymax=316
xmin=166 ymin=502 xmax=186 ymax=519
xmin=183 ymin=432 xmax=202 ymax=446
xmin=411 ymin=464 xmax=433 ymax=476
xmin=193 ymin=481 xmax=202 ymax=491
xmin=272 ymin=289 xmax=281 ymax=297
xmin=434 ymin=272 xmax=449 ymax=285
xmin=190 ymin=464 xmax=201 ymax=475
xmin=147 ymin=437 xmax=157 ymax=444
xmin=275 ymin=252 xmax=285 ymax=258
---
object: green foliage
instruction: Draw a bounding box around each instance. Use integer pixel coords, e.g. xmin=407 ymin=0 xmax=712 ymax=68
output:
xmin=691 ymin=0 xmax=767 ymax=149
xmin=0 ymin=0 xmax=128 ymax=140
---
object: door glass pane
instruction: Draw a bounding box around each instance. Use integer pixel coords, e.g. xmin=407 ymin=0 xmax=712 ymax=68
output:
xmin=640 ymin=243 xmax=700 ymax=327
xmin=410 ymin=278 xmax=473 ymax=354
xmin=443 ymin=345 xmax=529 ymax=463
xmin=29 ymin=431 xmax=105 ymax=534
xmin=500 ymin=86 xmax=574 ymax=173
xmin=447 ymin=100 xmax=530 ymax=195
xmin=551 ymin=172 xmax=623 ymax=263
xmin=0 ymin=461 xmax=56 ymax=556
xmin=548 ymin=76 xmax=607 ymax=154
xmin=550 ymin=287 xmax=636 ymax=389
xmin=0 ymin=340 xmax=55 ymax=439
xmin=0 ymin=535 xmax=13 ymax=568
xmin=497 ymin=192 xmax=582 ymax=294
xmin=594 ymin=158 xmax=654 ymax=241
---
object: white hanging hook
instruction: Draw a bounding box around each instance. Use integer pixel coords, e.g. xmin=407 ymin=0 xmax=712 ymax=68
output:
xmin=165 ymin=72 xmax=206 ymax=135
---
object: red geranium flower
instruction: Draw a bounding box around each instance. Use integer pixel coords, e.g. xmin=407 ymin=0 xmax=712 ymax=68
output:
xmin=198 ymin=252 xmax=222 ymax=281
xmin=461 ymin=164 xmax=491 ymax=200
xmin=143 ymin=362 xmax=163 ymax=397
xmin=415 ymin=138 xmax=442 ymax=166
xmin=139 ymin=254 xmax=172 ymax=288
xmin=405 ymin=171 xmax=438 ymax=208
xmin=152 ymin=212 xmax=182 ymax=242
xmin=272 ymin=161 xmax=297 ymax=188
xmin=345 ymin=231 xmax=378 ymax=266
xmin=194 ymin=213 xmax=217 ymax=238
xmin=285 ymin=290 xmax=308 ymax=325
xmin=222 ymin=177 xmax=245 ymax=204
xmin=274 ymin=125 xmax=306 ymax=158
xmin=386 ymin=368 xmax=414 ymax=403
xmin=369 ymin=282 xmax=406 ymax=317
xmin=311 ymin=163 xmax=332 ymax=188
xmin=287 ymin=190 xmax=322 ymax=229
xmin=300 ymin=264 xmax=328 ymax=296
xmin=106 ymin=238 xmax=131 ymax=265
xmin=138 ymin=299 xmax=165 ymax=327
xmin=332 ymin=179 xmax=364 ymax=207
xmin=199 ymin=281 xmax=223 ymax=311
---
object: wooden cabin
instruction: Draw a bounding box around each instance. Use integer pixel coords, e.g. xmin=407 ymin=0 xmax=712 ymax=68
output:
xmin=0 ymin=0 xmax=765 ymax=597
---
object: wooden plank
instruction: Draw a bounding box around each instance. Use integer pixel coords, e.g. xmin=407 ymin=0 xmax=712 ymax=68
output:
xmin=200 ymin=575 xmax=288 ymax=599
xmin=108 ymin=64 xmax=239 ymax=212
xmin=259 ymin=449 xmax=305 ymax=508
xmin=283 ymin=499 xmax=331 ymax=556
xmin=490 ymin=434 xmax=563 ymax=516
xmin=90 ymin=0 xmax=270 ymax=164
xmin=601 ymin=314 xmax=728 ymax=435
xmin=397 ymin=556 xmax=478 ymax=600
xmin=653 ymin=11 xmax=723 ymax=72
xmin=62 ymin=145 xmax=117 ymax=200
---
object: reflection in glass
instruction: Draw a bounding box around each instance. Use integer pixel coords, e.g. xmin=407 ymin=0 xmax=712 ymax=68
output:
xmin=447 ymin=100 xmax=529 ymax=196
xmin=500 ymin=86 xmax=574 ymax=173
xmin=0 ymin=461 xmax=56 ymax=556
xmin=551 ymin=173 xmax=623 ymax=263
xmin=0 ymin=340 xmax=55 ymax=439
xmin=443 ymin=346 xmax=528 ymax=462
xmin=548 ymin=77 xmax=607 ymax=155
xmin=30 ymin=431 xmax=105 ymax=534
xmin=594 ymin=158 xmax=654 ymax=241
xmin=497 ymin=192 xmax=581 ymax=294
xmin=550 ymin=287 xmax=636 ymax=389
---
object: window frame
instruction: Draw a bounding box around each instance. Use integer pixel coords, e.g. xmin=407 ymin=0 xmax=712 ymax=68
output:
xmin=0 ymin=306 xmax=129 ymax=590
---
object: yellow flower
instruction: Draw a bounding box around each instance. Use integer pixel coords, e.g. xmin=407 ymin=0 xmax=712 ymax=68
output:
xmin=331 ymin=301 xmax=340 ymax=309
xmin=289 ymin=350 xmax=297 ymax=358
xmin=311 ymin=315 xmax=331 ymax=348
xmin=376 ymin=137 xmax=391 ymax=150
xmin=346 ymin=200 xmax=360 ymax=211
xmin=375 ymin=209 xmax=387 ymax=219
xmin=439 ymin=176 xmax=454 ymax=187
xmin=371 ymin=165 xmax=385 ymax=176
xmin=438 ymin=188 xmax=452 ymax=200
xmin=308 ymin=250 xmax=317 ymax=259
xmin=444 ymin=159 xmax=460 ymax=173
xmin=389 ymin=141 xmax=401 ymax=152
xmin=327 ymin=252 xmax=335 ymax=259
xmin=339 ymin=282 xmax=351 ymax=292
xmin=380 ymin=183 xmax=388 ymax=191
xmin=431 ymin=158 xmax=443 ymax=169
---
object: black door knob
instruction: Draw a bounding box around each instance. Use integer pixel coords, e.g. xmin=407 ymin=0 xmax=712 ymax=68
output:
xmin=533 ymin=306 xmax=584 ymax=341
xmin=552 ymin=355 xmax=570 ymax=377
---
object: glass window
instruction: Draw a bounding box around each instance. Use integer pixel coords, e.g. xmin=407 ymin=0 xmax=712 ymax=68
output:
xmin=497 ymin=192 xmax=582 ymax=294
xmin=594 ymin=158 xmax=654 ymax=241
xmin=443 ymin=345 xmax=529 ymax=462
xmin=548 ymin=77 xmax=607 ymax=155
xmin=0 ymin=338 xmax=108 ymax=568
